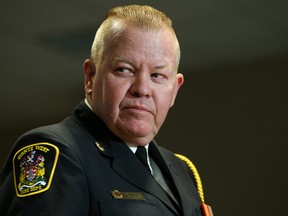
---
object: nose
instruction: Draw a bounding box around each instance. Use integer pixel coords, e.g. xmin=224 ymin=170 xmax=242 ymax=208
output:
xmin=129 ymin=73 xmax=152 ymax=98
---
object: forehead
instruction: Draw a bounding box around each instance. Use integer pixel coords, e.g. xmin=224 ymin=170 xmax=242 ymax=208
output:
xmin=105 ymin=25 xmax=178 ymax=67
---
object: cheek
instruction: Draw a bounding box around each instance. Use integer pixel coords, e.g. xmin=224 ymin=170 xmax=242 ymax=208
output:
xmin=154 ymin=90 xmax=175 ymax=119
xmin=156 ymin=100 xmax=170 ymax=120
xmin=103 ymin=80 xmax=129 ymax=112
xmin=156 ymin=88 xmax=175 ymax=108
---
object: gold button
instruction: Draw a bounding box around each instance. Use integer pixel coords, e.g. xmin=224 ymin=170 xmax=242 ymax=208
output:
xmin=95 ymin=142 xmax=105 ymax=152
xmin=111 ymin=190 xmax=123 ymax=199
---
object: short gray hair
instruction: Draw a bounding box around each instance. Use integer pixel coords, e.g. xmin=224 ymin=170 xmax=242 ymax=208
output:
xmin=91 ymin=5 xmax=180 ymax=67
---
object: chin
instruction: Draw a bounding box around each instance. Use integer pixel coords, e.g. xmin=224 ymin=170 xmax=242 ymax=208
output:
xmin=124 ymin=135 xmax=154 ymax=146
xmin=126 ymin=123 xmax=153 ymax=135
xmin=127 ymin=128 xmax=157 ymax=144
xmin=115 ymin=121 xmax=157 ymax=142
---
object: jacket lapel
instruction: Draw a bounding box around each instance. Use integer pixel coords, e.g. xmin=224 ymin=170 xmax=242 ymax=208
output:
xmin=149 ymin=142 xmax=183 ymax=207
xmin=109 ymin=140 xmax=179 ymax=215
xmin=157 ymin=149 xmax=202 ymax=216
xmin=172 ymin=169 xmax=201 ymax=215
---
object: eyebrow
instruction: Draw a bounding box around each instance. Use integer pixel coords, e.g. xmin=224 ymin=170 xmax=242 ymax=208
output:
xmin=111 ymin=57 xmax=134 ymax=67
xmin=111 ymin=56 xmax=172 ymax=70
xmin=155 ymin=65 xmax=169 ymax=70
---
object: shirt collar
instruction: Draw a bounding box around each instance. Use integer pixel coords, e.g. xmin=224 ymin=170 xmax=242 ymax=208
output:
xmin=127 ymin=143 xmax=149 ymax=154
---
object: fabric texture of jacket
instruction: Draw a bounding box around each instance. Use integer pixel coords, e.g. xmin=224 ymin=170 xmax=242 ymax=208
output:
xmin=0 ymin=101 xmax=203 ymax=216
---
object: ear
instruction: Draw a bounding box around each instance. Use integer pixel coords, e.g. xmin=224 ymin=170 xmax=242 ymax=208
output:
xmin=83 ymin=59 xmax=96 ymax=96
xmin=170 ymin=73 xmax=184 ymax=107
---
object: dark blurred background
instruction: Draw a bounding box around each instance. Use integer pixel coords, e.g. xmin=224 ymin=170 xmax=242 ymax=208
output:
xmin=1 ymin=1 xmax=287 ymax=215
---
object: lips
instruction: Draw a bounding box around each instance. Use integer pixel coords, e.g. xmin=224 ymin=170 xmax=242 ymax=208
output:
xmin=123 ymin=105 xmax=151 ymax=113
xmin=120 ymin=98 xmax=155 ymax=116
xmin=120 ymin=101 xmax=154 ymax=115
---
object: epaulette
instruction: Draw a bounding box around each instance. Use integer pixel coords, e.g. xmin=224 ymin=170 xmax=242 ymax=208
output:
xmin=175 ymin=154 xmax=214 ymax=216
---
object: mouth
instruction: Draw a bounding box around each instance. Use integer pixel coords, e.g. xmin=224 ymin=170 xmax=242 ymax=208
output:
xmin=122 ymin=105 xmax=152 ymax=115
xmin=124 ymin=105 xmax=149 ymax=112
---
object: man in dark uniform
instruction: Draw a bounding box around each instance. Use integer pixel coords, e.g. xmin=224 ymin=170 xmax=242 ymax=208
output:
xmin=0 ymin=5 xmax=212 ymax=216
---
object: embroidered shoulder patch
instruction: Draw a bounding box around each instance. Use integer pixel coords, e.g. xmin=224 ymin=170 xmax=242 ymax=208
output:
xmin=13 ymin=142 xmax=59 ymax=197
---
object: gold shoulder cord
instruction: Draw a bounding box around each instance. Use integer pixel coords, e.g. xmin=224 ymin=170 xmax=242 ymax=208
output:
xmin=175 ymin=154 xmax=205 ymax=203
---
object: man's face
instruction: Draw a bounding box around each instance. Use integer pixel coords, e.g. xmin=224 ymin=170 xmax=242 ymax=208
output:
xmin=84 ymin=25 xmax=184 ymax=145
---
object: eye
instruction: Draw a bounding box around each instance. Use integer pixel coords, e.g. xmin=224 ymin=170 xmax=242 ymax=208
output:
xmin=151 ymin=73 xmax=166 ymax=82
xmin=116 ymin=67 xmax=129 ymax=73
xmin=115 ymin=67 xmax=133 ymax=77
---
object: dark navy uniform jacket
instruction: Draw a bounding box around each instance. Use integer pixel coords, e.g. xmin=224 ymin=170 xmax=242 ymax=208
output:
xmin=0 ymin=101 xmax=203 ymax=216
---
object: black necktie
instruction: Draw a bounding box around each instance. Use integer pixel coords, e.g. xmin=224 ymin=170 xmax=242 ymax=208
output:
xmin=135 ymin=146 xmax=150 ymax=172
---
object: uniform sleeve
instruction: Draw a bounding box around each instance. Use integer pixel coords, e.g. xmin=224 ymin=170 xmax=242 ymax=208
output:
xmin=0 ymin=131 xmax=90 ymax=216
